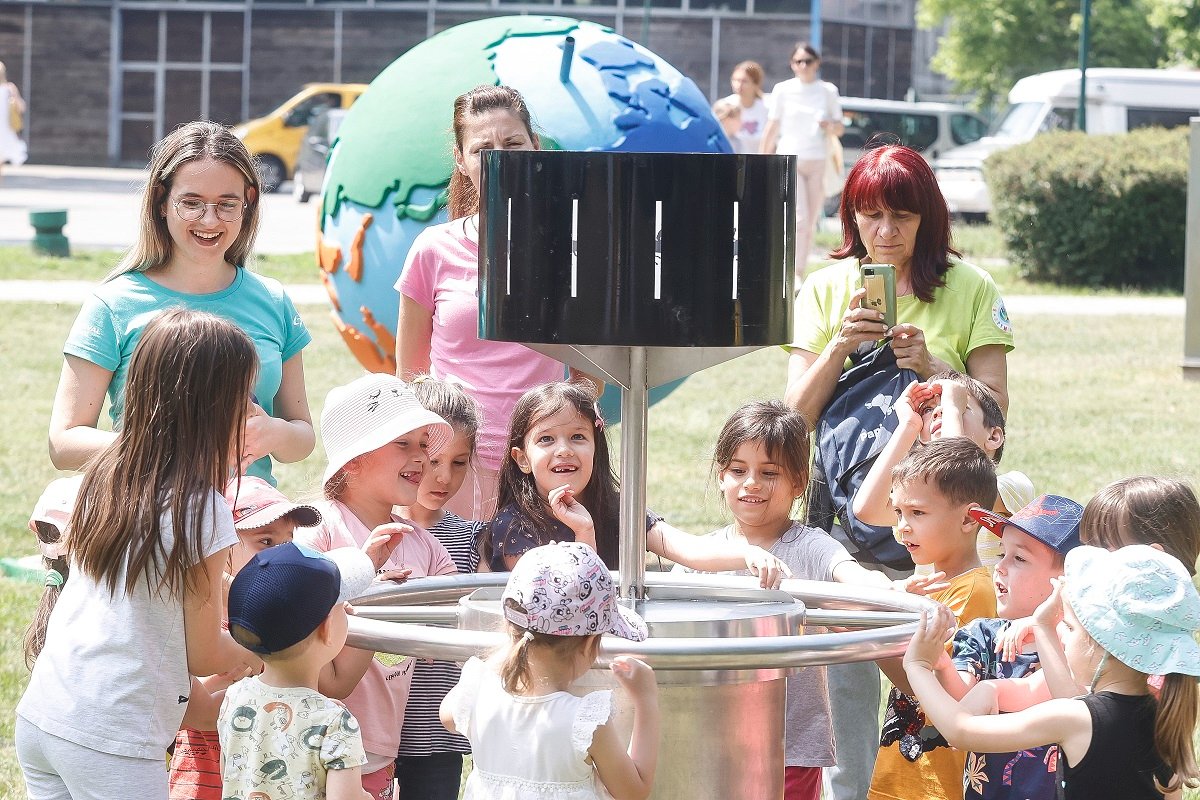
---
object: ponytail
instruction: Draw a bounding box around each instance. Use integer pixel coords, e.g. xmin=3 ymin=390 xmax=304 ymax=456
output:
xmin=1154 ymin=672 xmax=1200 ymax=792
xmin=497 ymin=600 xmax=596 ymax=694
xmin=24 ymin=556 xmax=69 ymax=669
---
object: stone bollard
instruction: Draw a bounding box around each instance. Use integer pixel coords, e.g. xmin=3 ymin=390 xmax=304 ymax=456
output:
xmin=30 ymin=209 xmax=70 ymax=257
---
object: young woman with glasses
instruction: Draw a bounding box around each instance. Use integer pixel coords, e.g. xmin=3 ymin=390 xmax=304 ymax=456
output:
xmin=48 ymin=121 xmax=315 ymax=484
xmin=760 ymin=42 xmax=844 ymax=282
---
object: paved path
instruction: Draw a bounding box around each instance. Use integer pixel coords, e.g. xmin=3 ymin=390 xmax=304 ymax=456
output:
xmin=1 ymin=163 xmax=316 ymax=255
xmin=0 ymin=278 xmax=1184 ymax=316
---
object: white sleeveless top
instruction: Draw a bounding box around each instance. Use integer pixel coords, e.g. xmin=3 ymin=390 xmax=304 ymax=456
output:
xmin=448 ymin=656 xmax=614 ymax=800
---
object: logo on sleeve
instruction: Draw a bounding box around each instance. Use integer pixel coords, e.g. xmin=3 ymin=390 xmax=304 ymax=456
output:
xmin=991 ymin=298 xmax=1012 ymax=334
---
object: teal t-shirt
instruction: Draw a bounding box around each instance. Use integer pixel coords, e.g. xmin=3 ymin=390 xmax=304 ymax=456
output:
xmin=788 ymin=257 xmax=1015 ymax=371
xmin=64 ymin=269 xmax=312 ymax=483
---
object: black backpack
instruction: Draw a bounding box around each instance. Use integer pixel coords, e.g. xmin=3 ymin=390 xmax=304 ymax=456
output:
xmin=805 ymin=340 xmax=917 ymax=571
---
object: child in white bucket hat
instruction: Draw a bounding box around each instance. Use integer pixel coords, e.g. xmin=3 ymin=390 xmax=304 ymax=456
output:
xmin=904 ymin=544 xmax=1200 ymax=800
xmin=441 ymin=542 xmax=659 ymax=800
xmin=294 ymin=372 xmax=460 ymax=800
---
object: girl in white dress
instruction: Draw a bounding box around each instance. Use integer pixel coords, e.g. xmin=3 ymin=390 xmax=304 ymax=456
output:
xmin=441 ymin=542 xmax=659 ymax=800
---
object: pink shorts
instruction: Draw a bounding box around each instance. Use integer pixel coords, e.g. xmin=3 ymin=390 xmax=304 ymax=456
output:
xmin=362 ymin=763 xmax=395 ymax=800
xmin=785 ymin=765 xmax=822 ymax=800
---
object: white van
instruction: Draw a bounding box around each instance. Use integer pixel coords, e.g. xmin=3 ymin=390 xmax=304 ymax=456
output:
xmin=936 ymin=68 xmax=1200 ymax=217
xmin=839 ymin=97 xmax=988 ymax=166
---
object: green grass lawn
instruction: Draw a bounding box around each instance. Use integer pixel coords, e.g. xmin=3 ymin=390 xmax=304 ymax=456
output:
xmin=1 ymin=259 xmax=1198 ymax=793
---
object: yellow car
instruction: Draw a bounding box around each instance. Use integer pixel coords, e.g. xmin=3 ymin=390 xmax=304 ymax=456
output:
xmin=232 ymin=83 xmax=366 ymax=192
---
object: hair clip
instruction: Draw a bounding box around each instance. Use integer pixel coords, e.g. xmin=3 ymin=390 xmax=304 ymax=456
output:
xmin=593 ymin=404 xmax=605 ymax=432
xmin=45 ymin=569 xmax=64 ymax=588
xmin=521 ymin=629 xmax=535 ymax=644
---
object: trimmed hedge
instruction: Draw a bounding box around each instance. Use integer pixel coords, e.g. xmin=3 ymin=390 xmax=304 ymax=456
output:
xmin=985 ymin=127 xmax=1188 ymax=289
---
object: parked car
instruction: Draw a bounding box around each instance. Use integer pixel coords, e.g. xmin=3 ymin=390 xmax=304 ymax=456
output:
xmin=823 ymin=97 xmax=987 ymax=215
xmin=936 ymin=68 xmax=1200 ymax=217
xmin=232 ymin=83 xmax=366 ymax=192
xmin=839 ymin=97 xmax=988 ymax=165
xmin=293 ymin=108 xmax=347 ymax=203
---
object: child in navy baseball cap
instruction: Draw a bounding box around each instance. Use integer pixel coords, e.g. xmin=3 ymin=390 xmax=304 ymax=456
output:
xmin=218 ymin=543 xmax=377 ymax=798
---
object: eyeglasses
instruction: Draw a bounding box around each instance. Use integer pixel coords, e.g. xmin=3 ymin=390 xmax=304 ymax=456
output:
xmin=172 ymin=197 xmax=246 ymax=222
xmin=792 ymin=58 xmax=816 ymax=66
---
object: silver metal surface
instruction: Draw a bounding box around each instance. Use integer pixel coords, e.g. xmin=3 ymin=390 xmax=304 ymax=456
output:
xmin=619 ymin=345 xmax=649 ymax=601
xmin=346 ymin=572 xmax=938 ymax=670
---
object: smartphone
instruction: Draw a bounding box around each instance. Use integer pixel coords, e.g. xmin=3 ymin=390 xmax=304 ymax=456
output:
xmin=861 ymin=264 xmax=897 ymax=329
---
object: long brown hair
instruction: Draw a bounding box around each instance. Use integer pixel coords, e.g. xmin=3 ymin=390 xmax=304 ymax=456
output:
xmin=69 ymin=309 xmax=257 ymax=600
xmin=113 ymin=120 xmax=262 ymax=277
xmin=1080 ymin=476 xmax=1200 ymax=577
xmin=1154 ymin=672 xmax=1200 ymax=792
xmin=448 ymin=85 xmax=537 ymax=220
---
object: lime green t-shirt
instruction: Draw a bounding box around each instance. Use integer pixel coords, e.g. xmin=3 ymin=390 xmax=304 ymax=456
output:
xmin=788 ymin=257 xmax=1014 ymax=371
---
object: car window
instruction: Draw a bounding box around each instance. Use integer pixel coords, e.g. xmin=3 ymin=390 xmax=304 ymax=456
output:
xmin=1040 ymin=107 xmax=1076 ymax=132
xmin=950 ymin=113 xmax=987 ymax=145
xmin=842 ymin=109 xmax=939 ymax=152
xmin=286 ymin=92 xmax=342 ymax=127
xmin=1127 ymin=107 xmax=1195 ymax=130
xmin=990 ymin=102 xmax=1044 ymax=138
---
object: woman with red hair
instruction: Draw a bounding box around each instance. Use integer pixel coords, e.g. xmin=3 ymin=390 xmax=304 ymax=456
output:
xmin=782 ymin=143 xmax=1013 ymax=800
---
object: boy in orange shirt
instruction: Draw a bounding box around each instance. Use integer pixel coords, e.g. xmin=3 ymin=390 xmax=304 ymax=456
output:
xmin=868 ymin=437 xmax=998 ymax=800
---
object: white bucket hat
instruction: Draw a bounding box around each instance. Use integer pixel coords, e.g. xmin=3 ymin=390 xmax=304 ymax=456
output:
xmin=321 ymin=373 xmax=452 ymax=487
xmin=1064 ymin=544 xmax=1200 ymax=677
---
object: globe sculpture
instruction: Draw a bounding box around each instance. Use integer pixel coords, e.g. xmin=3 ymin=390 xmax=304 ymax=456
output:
xmin=315 ymin=15 xmax=732 ymax=417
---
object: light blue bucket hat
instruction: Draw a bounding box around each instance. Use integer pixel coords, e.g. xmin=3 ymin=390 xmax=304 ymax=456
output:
xmin=1064 ymin=544 xmax=1200 ymax=677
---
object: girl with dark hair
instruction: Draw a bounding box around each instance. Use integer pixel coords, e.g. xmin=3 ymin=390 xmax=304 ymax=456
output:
xmin=479 ymin=382 xmax=791 ymax=587
xmin=17 ymin=309 xmax=262 ymax=799
xmin=395 ymin=85 xmax=598 ymax=522
xmin=761 ymin=42 xmax=845 ymax=279
xmin=49 ymin=120 xmax=315 ymax=484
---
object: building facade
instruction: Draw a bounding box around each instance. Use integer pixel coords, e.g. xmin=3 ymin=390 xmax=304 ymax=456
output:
xmin=0 ymin=0 xmax=920 ymax=165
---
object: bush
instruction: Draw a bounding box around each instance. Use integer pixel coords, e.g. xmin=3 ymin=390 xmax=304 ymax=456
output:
xmin=985 ymin=127 xmax=1188 ymax=289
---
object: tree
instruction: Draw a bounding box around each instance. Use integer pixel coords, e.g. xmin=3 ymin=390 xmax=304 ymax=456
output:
xmin=917 ymin=0 xmax=1167 ymax=107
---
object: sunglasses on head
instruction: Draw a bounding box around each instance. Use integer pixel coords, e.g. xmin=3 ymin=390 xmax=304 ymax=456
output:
xmin=792 ymin=57 xmax=816 ymax=66
xmin=34 ymin=521 xmax=62 ymax=544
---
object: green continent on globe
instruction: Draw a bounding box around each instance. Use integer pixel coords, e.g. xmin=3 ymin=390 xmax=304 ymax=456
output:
xmin=320 ymin=16 xmax=583 ymax=226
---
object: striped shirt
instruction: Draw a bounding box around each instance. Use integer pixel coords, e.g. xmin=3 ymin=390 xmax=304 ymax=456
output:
xmin=397 ymin=512 xmax=482 ymax=757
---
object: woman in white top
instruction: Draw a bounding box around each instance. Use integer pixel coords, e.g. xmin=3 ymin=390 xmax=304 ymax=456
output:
xmin=0 ymin=60 xmax=28 ymax=174
xmin=714 ymin=60 xmax=768 ymax=155
xmin=761 ymin=43 xmax=844 ymax=281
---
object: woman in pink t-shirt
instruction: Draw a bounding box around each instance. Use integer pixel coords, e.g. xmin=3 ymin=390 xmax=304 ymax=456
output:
xmin=395 ymin=85 xmax=598 ymax=523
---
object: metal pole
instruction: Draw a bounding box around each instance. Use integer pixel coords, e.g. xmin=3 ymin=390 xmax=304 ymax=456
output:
xmin=1183 ymin=118 xmax=1200 ymax=379
xmin=618 ymin=346 xmax=649 ymax=602
xmin=1078 ymin=0 xmax=1091 ymax=132
xmin=810 ymin=0 xmax=822 ymax=52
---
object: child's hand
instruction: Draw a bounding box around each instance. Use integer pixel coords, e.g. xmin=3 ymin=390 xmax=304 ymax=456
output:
xmin=610 ymin=656 xmax=657 ymax=700
xmin=994 ymin=615 xmax=1036 ymax=663
xmin=1032 ymin=577 xmax=1065 ymax=629
xmin=548 ymin=485 xmax=595 ymax=537
xmin=903 ymin=604 xmax=957 ymax=672
xmin=894 ymin=570 xmax=950 ymax=596
xmin=897 ymin=380 xmax=938 ymax=437
xmin=362 ymin=522 xmax=411 ymax=570
xmin=239 ymin=401 xmax=272 ymax=472
xmin=744 ymin=546 xmax=792 ymax=589
xmin=374 ymin=566 xmax=413 ymax=584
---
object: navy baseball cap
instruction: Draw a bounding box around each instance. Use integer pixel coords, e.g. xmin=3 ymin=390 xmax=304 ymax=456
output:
xmin=227 ymin=542 xmax=375 ymax=655
xmin=970 ymin=494 xmax=1084 ymax=556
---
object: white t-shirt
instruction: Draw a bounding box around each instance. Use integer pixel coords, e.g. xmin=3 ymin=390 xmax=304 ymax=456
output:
xmin=767 ymin=78 xmax=841 ymax=159
xmin=721 ymin=94 xmax=769 ymax=154
xmin=18 ymin=489 xmax=238 ymax=760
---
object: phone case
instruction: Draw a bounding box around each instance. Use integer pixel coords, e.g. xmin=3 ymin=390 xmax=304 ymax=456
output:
xmin=861 ymin=265 xmax=897 ymax=329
